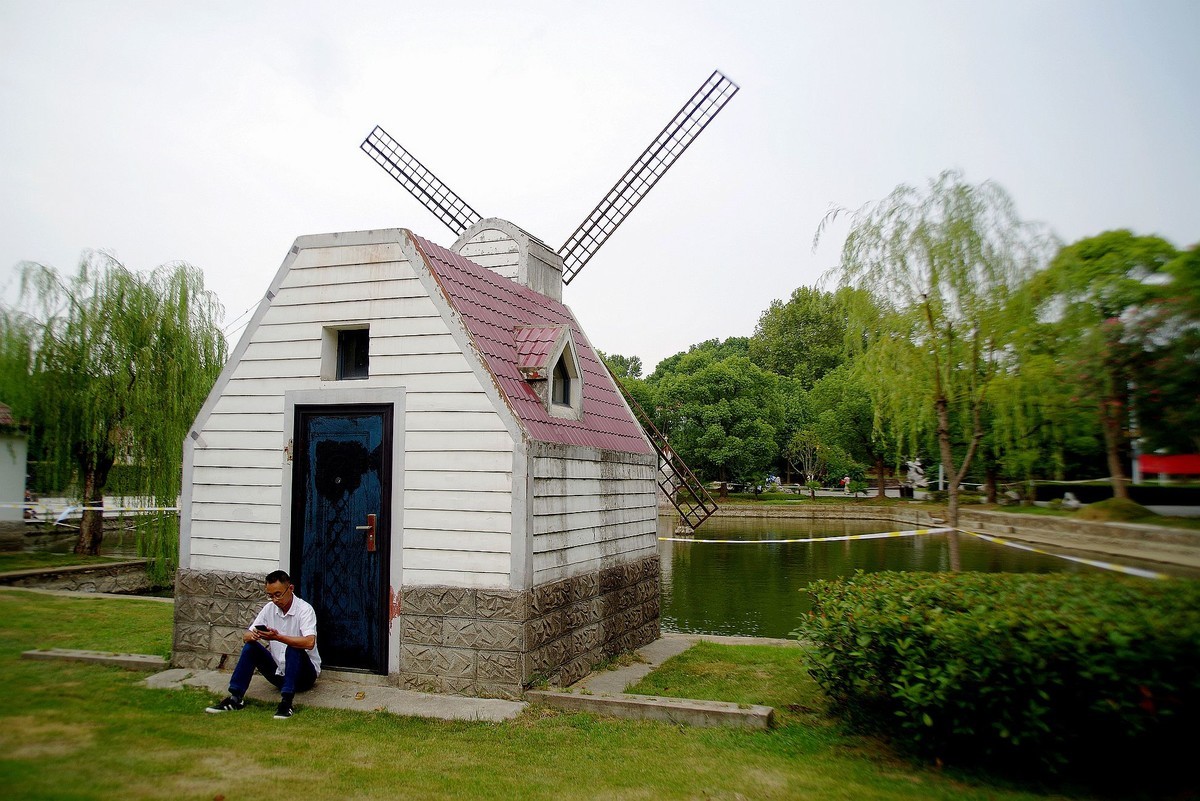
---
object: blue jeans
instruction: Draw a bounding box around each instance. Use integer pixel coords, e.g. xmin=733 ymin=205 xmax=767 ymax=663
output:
xmin=228 ymin=641 xmax=317 ymax=697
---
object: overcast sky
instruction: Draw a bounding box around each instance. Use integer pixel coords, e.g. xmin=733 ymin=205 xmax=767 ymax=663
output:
xmin=2 ymin=0 xmax=1197 ymax=372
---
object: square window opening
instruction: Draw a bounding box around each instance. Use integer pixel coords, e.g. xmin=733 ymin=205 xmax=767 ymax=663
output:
xmin=337 ymin=328 xmax=370 ymax=380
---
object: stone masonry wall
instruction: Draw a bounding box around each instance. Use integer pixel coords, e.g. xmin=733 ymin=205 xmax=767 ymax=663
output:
xmin=399 ymin=554 xmax=660 ymax=698
xmin=172 ymin=569 xmax=268 ymax=671
xmin=0 ymin=559 xmax=152 ymax=594
xmin=171 ymin=554 xmax=660 ymax=699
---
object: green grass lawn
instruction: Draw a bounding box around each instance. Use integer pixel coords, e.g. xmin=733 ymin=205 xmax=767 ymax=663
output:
xmin=0 ymin=589 xmax=1094 ymax=800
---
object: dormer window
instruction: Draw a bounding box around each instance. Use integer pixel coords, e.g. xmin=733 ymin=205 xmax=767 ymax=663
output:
xmin=516 ymin=325 xmax=583 ymax=419
xmin=552 ymin=357 xmax=572 ymax=406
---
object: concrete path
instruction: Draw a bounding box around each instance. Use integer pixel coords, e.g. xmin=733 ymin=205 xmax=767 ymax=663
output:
xmin=525 ymin=632 xmax=797 ymax=729
xmin=146 ymin=666 xmax=527 ymax=722
xmin=136 ymin=632 xmax=793 ymax=728
xmin=11 ymin=583 xmax=794 ymax=728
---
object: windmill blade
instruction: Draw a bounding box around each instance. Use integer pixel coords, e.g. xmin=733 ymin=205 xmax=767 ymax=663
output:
xmin=361 ymin=126 xmax=482 ymax=236
xmin=605 ymin=365 xmax=718 ymax=532
xmin=558 ymin=70 xmax=739 ymax=284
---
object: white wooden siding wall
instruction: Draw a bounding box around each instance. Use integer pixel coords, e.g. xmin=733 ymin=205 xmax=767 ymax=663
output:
xmin=529 ymin=449 xmax=658 ymax=584
xmin=188 ymin=242 xmax=516 ymax=586
xmin=457 ymin=229 xmax=520 ymax=282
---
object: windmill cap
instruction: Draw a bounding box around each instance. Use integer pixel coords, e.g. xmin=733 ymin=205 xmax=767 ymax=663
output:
xmin=452 ymin=218 xmax=565 ymax=302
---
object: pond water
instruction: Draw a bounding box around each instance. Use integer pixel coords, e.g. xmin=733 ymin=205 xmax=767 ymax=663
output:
xmin=657 ymin=514 xmax=1135 ymax=639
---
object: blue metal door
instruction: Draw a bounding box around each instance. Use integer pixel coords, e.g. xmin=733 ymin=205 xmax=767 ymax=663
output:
xmin=291 ymin=406 xmax=391 ymax=673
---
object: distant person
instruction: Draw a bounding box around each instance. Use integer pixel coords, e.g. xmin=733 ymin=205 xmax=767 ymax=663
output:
xmin=841 ymin=476 xmax=850 ymax=494
xmin=205 ymin=570 xmax=321 ymax=719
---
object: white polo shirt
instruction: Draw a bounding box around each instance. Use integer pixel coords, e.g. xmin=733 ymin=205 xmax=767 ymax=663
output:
xmin=250 ymin=594 xmax=322 ymax=676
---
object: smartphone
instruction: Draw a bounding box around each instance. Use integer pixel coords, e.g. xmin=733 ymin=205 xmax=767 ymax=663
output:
xmin=254 ymin=625 xmax=271 ymax=632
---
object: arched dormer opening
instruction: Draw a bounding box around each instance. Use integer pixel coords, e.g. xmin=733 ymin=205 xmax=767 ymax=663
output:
xmin=515 ymin=325 xmax=583 ymax=420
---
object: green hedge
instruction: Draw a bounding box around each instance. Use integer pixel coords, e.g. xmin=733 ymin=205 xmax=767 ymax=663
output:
xmin=792 ymin=571 xmax=1200 ymax=784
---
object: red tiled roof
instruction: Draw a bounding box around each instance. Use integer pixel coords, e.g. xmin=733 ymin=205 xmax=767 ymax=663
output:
xmin=412 ymin=235 xmax=652 ymax=454
xmin=514 ymin=326 xmax=564 ymax=379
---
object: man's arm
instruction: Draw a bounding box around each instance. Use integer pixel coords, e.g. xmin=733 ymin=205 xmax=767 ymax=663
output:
xmin=264 ymin=631 xmax=316 ymax=650
xmin=259 ymin=602 xmax=318 ymax=650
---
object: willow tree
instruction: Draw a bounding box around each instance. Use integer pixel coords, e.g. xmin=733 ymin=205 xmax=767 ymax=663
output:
xmin=818 ymin=171 xmax=1056 ymax=525
xmin=0 ymin=308 xmax=38 ymax=422
xmin=18 ymin=253 xmax=226 ymax=568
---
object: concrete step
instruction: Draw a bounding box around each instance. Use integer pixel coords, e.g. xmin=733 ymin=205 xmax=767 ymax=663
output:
xmin=526 ymin=689 xmax=774 ymax=729
xmin=22 ymin=648 xmax=168 ymax=671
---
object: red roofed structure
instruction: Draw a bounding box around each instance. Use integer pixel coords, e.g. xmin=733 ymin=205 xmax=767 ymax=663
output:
xmin=176 ymin=220 xmax=662 ymax=697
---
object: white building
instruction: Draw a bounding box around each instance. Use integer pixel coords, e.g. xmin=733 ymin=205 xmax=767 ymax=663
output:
xmin=0 ymin=403 xmax=28 ymax=526
xmin=172 ymin=220 xmax=661 ymax=697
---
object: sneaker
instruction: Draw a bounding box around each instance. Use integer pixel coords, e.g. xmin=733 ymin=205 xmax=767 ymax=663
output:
xmin=205 ymin=695 xmax=245 ymax=713
xmin=273 ymin=701 xmax=293 ymax=719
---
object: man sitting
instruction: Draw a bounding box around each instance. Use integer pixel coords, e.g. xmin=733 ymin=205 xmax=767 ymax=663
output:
xmin=205 ymin=570 xmax=321 ymax=719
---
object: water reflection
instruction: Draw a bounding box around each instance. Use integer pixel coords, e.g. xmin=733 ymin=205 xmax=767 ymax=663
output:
xmin=657 ymin=515 xmax=1101 ymax=638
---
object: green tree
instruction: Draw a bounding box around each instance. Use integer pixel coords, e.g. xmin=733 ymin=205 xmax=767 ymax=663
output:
xmin=0 ymin=307 xmax=38 ymax=423
xmin=15 ymin=253 xmax=227 ymax=563
xmin=820 ymin=170 xmax=1056 ymax=525
xmin=808 ymin=364 xmax=895 ymax=498
xmin=749 ymin=286 xmax=849 ymax=387
xmin=784 ymin=426 xmax=825 ymax=485
xmin=1029 ymin=231 xmax=1179 ymax=497
xmin=653 ymin=351 xmax=784 ymax=487
xmin=647 ymin=337 xmax=750 ymax=382
xmin=596 ymin=350 xmax=643 ymax=380
xmin=1130 ymin=245 xmax=1200 ymax=453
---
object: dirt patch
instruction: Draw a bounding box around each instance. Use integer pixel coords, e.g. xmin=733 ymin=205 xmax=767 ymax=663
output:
xmin=112 ymin=749 xmax=300 ymax=800
xmin=0 ymin=715 xmax=96 ymax=759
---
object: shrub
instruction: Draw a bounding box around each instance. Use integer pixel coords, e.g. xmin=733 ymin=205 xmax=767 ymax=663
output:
xmin=1077 ymin=497 xmax=1156 ymax=522
xmin=792 ymin=571 xmax=1200 ymax=785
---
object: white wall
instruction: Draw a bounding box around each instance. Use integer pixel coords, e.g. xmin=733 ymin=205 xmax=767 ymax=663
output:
xmin=183 ymin=235 xmax=518 ymax=587
xmin=0 ymin=433 xmax=28 ymax=523
xmin=528 ymin=443 xmax=658 ymax=585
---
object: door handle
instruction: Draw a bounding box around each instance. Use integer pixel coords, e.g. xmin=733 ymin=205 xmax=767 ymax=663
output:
xmin=355 ymin=513 xmax=377 ymax=552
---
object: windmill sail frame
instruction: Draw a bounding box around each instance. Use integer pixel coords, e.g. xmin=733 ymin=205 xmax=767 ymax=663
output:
xmin=557 ymin=70 xmax=739 ymax=284
xmin=605 ymin=366 xmax=718 ymax=532
xmin=361 ymin=126 xmax=483 ymax=236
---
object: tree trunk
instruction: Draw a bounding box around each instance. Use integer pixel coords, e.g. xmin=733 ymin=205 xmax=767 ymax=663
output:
xmin=984 ymin=464 xmax=998 ymax=504
xmin=935 ymin=394 xmax=986 ymax=528
xmin=1100 ymin=397 xmax=1131 ymax=500
xmin=946 ymin=529 xmax=961 ymax=572
xmin=935 ymin=398 xmax=960 ymax=527
xmin=73 ymin=454 xmax=113 ymax=556
xmin=74 ymin=467 xmax=105 ymax=555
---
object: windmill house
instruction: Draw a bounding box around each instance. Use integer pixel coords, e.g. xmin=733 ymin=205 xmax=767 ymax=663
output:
xmin=172 ymin=73 xmax=734 ymax=698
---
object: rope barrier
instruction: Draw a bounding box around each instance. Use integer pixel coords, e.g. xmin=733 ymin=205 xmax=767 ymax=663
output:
xmin=658 ymin=525 xmax=1171 ymax=580
xmin=957 ymin=530 xmax=1168 ymax=580
xmin=658 ymin=527 xmax=955 ymax=544
xmin=0 ymin=504 xmax=179 ymax=513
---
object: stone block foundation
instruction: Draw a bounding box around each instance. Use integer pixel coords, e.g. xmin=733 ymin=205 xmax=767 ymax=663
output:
xmin=171 ymin=555 xmax=660 ymax=700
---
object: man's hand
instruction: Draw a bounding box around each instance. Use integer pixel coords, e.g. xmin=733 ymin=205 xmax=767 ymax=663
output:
xmin=244 ymin=626 xmax=277 ymax=643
